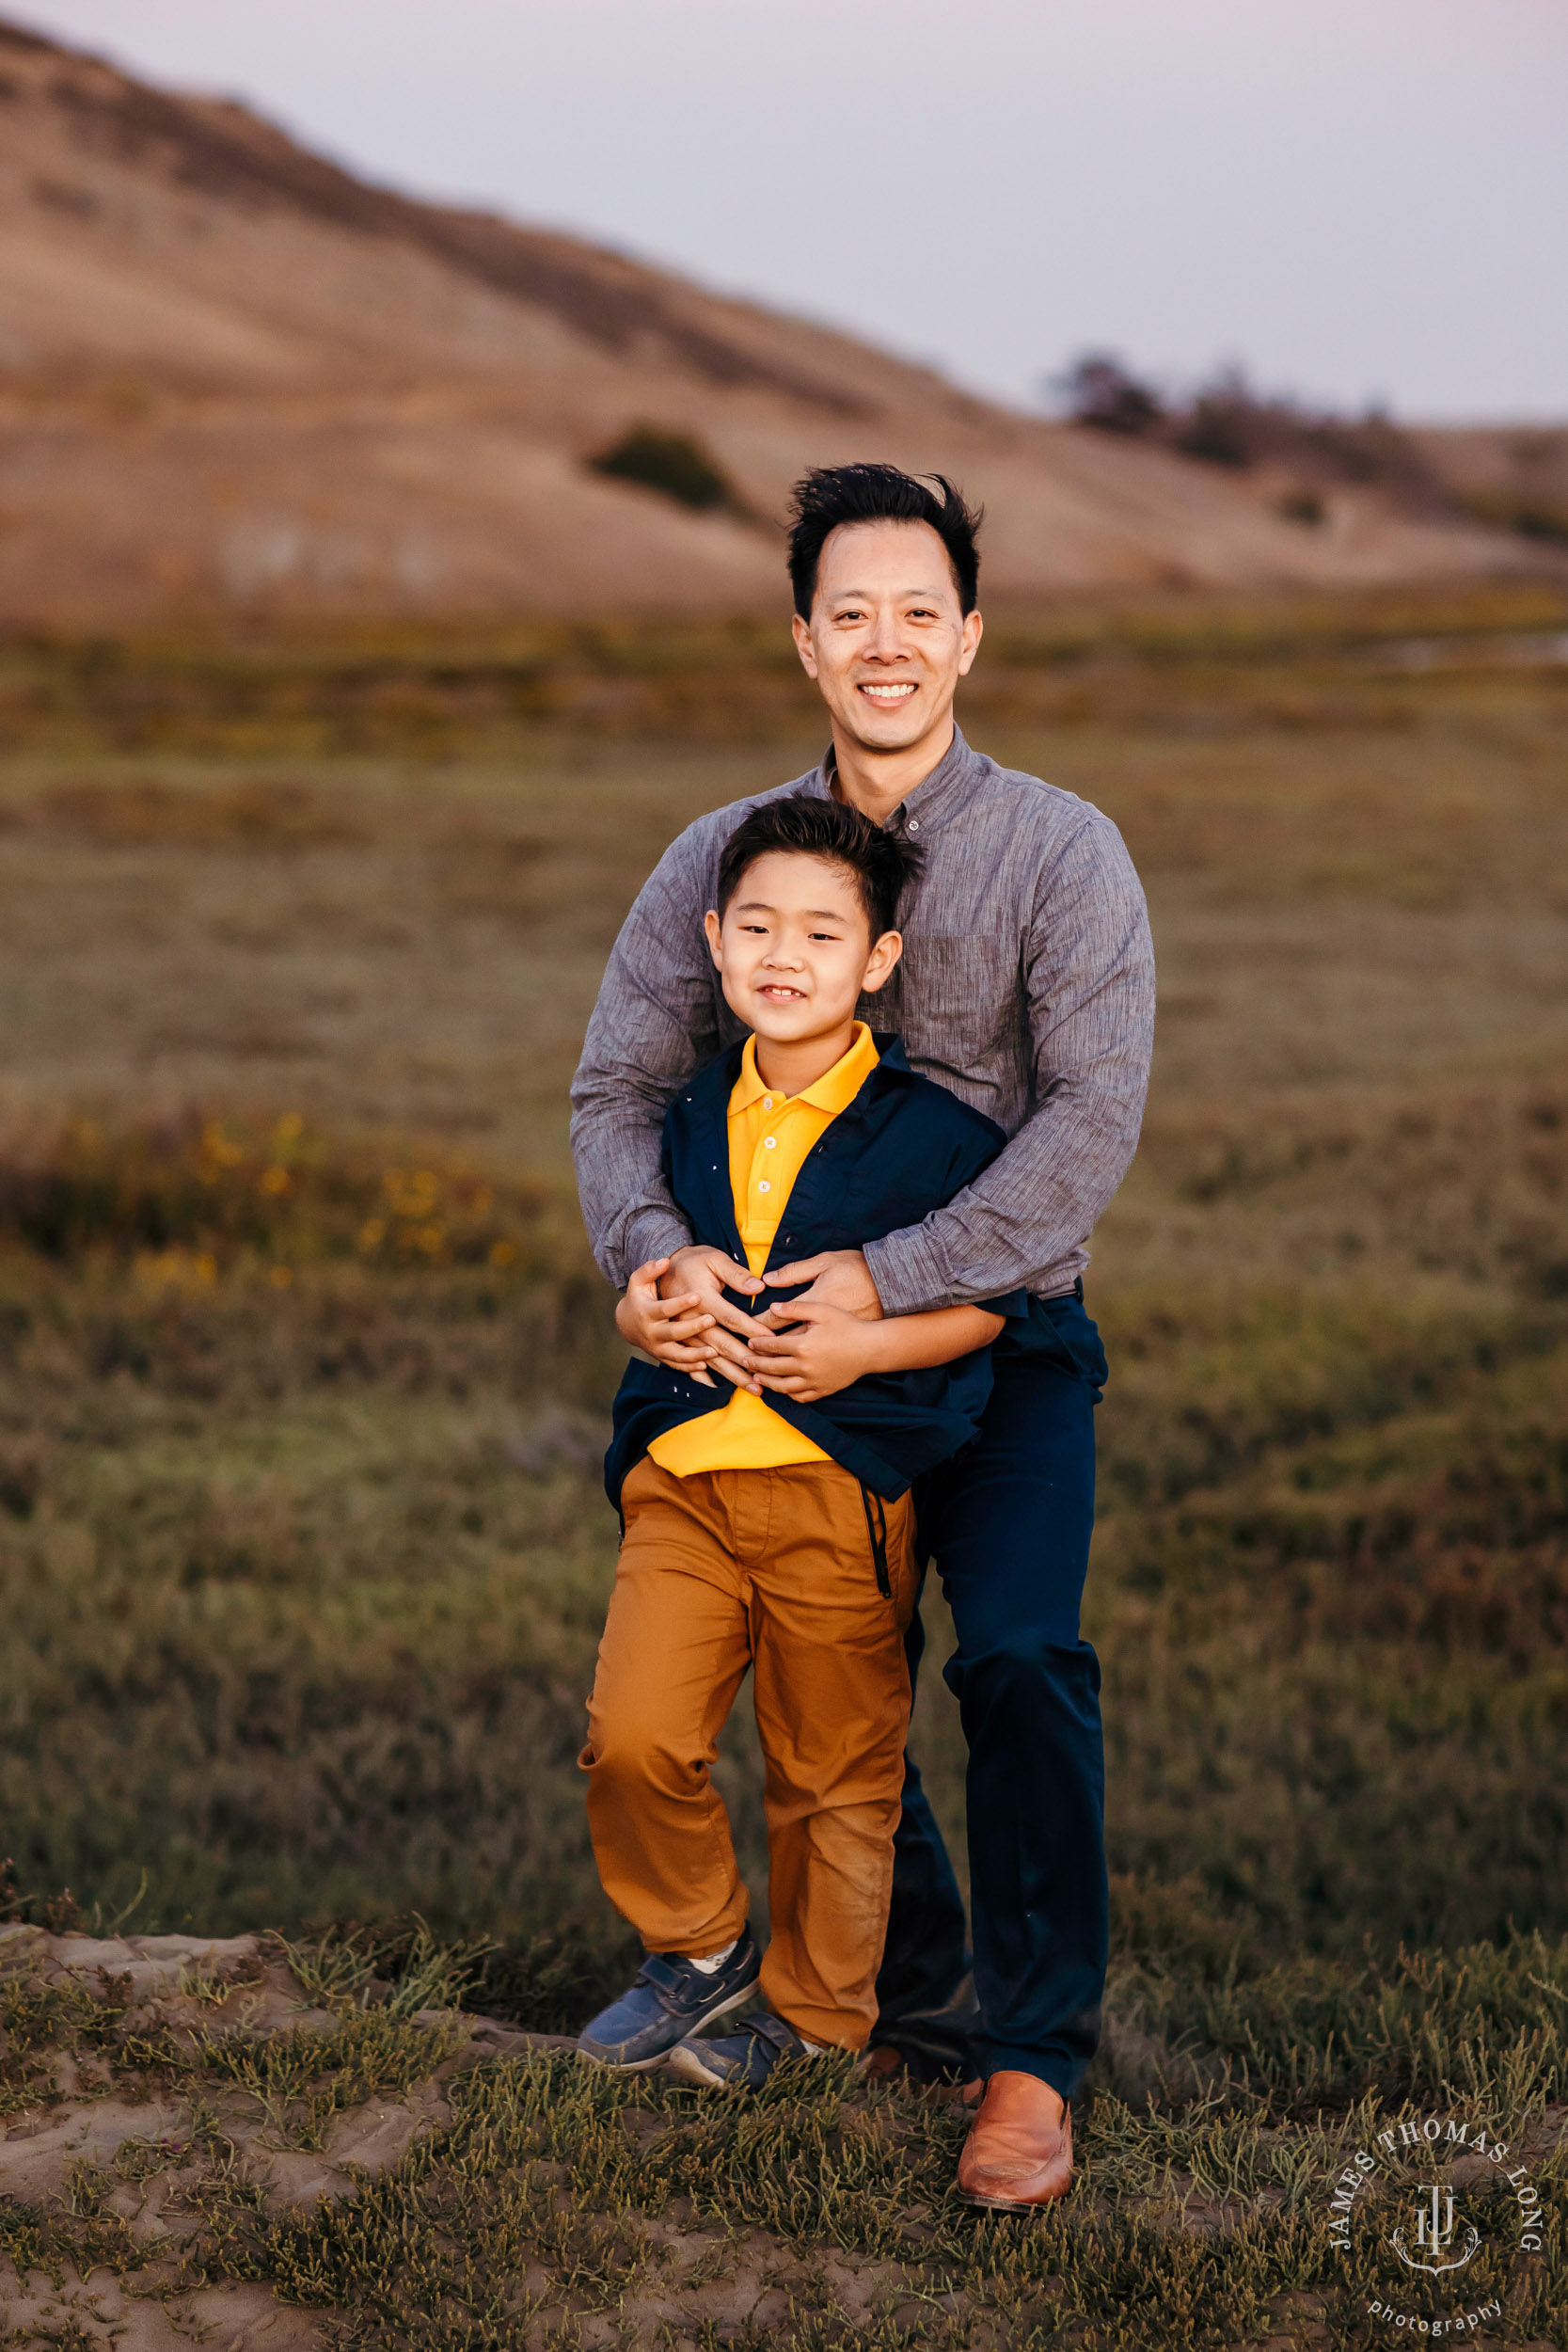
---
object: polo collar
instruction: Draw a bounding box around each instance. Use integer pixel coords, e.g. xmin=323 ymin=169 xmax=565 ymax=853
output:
xmin=730 ymin=1021 xmax=879 ymax=1118
xmin=687 ymin=1028 xmax=911 ymax=1119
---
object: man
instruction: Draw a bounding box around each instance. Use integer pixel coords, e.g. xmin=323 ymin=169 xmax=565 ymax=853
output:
xmin=571 ymin=461 xmax=1155 ymax=2208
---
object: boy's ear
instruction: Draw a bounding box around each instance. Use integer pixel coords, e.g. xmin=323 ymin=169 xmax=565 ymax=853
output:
xmin=703 ymin=909 xmax=724 ymax=969
xmin=859 ymin=929 xmax=903 ymax=995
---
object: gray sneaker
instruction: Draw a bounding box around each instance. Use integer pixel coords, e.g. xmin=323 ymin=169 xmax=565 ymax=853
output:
xmin=576 ymin=1931 xmax=761 ymax=2072
xmin=666 ymin=2007 xmax=811 ymax=2089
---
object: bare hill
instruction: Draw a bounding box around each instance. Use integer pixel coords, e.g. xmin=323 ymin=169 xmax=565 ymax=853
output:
xmin=0 ymin=16 xmax=1543 ymax=623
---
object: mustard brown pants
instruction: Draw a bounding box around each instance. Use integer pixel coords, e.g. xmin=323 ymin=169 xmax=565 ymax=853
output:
xmin=580 ymin=1454 xmax=916 ymax=2050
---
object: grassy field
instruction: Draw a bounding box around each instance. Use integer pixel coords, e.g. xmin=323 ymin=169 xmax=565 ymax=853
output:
xmin=2 ymin=583 xmax=1567 ymax=2345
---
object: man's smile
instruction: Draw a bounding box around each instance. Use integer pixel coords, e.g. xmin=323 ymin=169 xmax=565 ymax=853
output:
xmin=858 ymin=681 xmax=918 ymax=704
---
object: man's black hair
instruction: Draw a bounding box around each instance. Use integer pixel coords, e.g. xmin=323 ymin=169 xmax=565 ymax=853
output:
xmin=716 ymin=794 xmax=925 ymax=943
xmin=786 ymin=463 xmax=982 ymax=620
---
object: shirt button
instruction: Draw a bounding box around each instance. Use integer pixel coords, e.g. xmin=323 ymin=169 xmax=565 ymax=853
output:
xmin=909 ymin=819 xmax=920 ymax=832
xmin=763 ymin=1136 xmax=777 ymax=1148
xmin=757 ymin=1180 xmax=771 ymax=1193
xmin=762 ymin=1097 xmax=773 ymax=1110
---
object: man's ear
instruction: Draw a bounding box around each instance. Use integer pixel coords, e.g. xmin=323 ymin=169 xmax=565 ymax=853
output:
xmin=791 ymin=612 xmax=819 ymax=678
xmin=703 ymin=909 xmax=724 ymax=969
xmin=859 ymin=929 xmax=903 ymax=995
xmin=957 ymin=606 xmax=984 ymax=678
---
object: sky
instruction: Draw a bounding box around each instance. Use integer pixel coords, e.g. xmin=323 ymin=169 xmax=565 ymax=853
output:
xmin=17 ymin=0 xmax=1568 ymax=421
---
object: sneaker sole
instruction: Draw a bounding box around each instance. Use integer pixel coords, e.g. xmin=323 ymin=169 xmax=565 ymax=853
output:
xmin=575 ymin=1971 xmax=761 ymax=2074
xmin=662 ymin=2038 xmax=734 ymax=2089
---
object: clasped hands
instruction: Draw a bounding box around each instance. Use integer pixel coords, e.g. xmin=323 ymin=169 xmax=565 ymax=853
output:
xmin=615 ymin=1243 xmax=884 ymax=1405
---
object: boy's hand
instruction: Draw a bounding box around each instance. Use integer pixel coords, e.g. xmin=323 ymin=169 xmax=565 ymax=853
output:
xmin=617 ymin=1257 xmax=725 ymax=1387
xmin=748 ymin=1297 xmax=886 ymax=1404
xmin=762 ymin=1248 xmax=884 ymax=1321
xmin=657 ymin=1245 xmax=766 ymax=1393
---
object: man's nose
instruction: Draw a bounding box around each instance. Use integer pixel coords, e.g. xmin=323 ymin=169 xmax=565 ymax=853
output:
xmin=863 ymin=612 xmax=910 ymax=662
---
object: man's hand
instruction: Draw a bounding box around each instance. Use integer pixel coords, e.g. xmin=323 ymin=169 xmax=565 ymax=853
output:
xmin=657 ymin=1244 xmax=767 ymax=1393
xmin=748 ymin=1297 xmax=888 ymax=1405
xmin=761 ymin=1248 xmax=884 ymax=1321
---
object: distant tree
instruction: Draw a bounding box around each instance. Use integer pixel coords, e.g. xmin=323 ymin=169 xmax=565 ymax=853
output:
xmin=1048 ymin=352 xmax=1459 ymax=517
xmin=1054 ymin=353 xmax=1164 ymax=438
xmin=1173 ymin=369 xmax=1258 ymax=469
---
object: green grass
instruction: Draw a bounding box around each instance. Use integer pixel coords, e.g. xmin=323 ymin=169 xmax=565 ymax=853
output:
xmin=1 ymin=587 xmax=1566 ymax=2342
xmin=1 ymin=1926 xmax=1563 ymax=2348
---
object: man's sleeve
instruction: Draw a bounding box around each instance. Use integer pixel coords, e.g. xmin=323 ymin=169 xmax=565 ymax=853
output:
xmin=863 ymin=815 xmax=1155 ymax=1313
xmin=569 ymin=824 xmax=723 ymax=1286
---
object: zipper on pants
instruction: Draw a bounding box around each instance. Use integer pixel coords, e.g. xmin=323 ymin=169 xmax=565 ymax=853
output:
xmin=858 ymin=1481 xmax=892 ymax=1598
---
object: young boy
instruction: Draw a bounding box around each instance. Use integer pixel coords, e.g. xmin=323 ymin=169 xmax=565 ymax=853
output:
xmin=576 ymin=795 xmax=1024 ymax=2087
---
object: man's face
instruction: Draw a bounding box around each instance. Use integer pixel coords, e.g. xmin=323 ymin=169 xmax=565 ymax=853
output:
xmin=704 ymin=851 xmax=900 ymax=1046
xmin=791 ymin=518 xmax=982 ymax=755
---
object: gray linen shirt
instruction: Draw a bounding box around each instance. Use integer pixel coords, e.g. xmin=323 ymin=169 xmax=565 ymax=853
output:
xmin=569 ymin=725 xmax=1155 ymax=1314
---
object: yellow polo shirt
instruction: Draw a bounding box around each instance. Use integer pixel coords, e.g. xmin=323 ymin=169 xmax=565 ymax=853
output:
xmin=647 ymin=1022 xmax=879 ymax=1477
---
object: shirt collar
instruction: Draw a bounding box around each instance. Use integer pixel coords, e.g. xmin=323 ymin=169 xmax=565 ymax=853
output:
xmin=816 ymin=723 xmax=986 ymax=838
xmin=731 ymin=1021 xmax=878 ymax=1116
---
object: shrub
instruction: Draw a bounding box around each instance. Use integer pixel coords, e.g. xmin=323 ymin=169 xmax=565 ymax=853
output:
xmin=1459 ymin=489 xmax=1568 ymax=548
xmin=588 ymin=423 xmax=738 ymax=513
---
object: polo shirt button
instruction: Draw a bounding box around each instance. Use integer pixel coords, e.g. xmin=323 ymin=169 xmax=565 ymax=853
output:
xmin=757 ymin=1180 xmax=771 ymax=1193
xmin=763 ymin=1136 xmax=777 ymax=1148
xmin=762 ymin=1097 xmax=773 ymax=1109
xmin=909 ymin=819 xmax=920 ymax=832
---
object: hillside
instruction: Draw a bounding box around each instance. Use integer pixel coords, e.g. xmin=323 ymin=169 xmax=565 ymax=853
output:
xmin=0 ymin=15 xmax=1546 ymax=623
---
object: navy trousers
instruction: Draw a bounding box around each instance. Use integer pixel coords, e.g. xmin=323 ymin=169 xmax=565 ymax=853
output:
xmin=871 ymin=1291 xmax=1108 ymax=2102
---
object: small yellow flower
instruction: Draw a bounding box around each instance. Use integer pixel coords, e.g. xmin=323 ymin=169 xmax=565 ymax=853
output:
xmin=259 ymin=1166 xmax=291 ymax=1196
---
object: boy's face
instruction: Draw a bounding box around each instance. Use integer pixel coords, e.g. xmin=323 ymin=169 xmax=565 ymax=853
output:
xmin=704 ymin=851 xmax=901 ymax=1046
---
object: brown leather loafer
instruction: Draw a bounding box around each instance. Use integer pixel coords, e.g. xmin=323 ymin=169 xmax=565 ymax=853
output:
xmin=955 ymin=2071 xmax=1072 ymax=2211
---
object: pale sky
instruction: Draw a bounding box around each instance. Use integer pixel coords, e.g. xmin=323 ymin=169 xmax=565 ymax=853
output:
xmin=18 ymin=0 xmax=1568 ymax=421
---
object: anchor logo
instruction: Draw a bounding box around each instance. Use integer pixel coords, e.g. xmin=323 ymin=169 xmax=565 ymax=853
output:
xmin=1391 ymin=2185 xmax=1481 ymax=2276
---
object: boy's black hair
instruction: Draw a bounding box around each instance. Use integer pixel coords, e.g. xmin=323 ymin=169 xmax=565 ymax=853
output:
xmin=786 ymin=463 xmax=983 ymax=620
xmin=716 ymin=794 xmax=925 ymax=943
